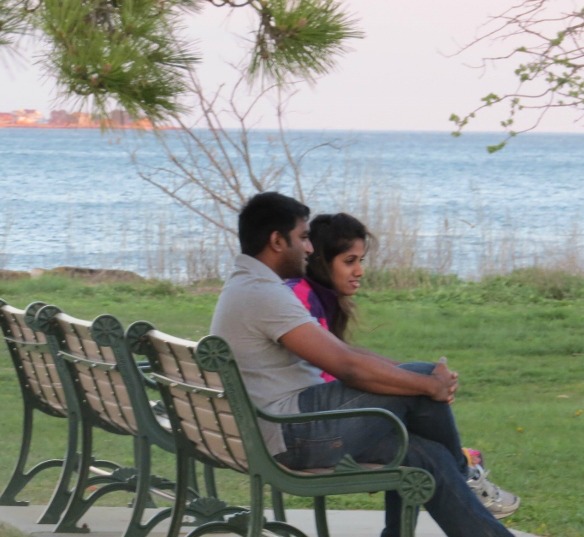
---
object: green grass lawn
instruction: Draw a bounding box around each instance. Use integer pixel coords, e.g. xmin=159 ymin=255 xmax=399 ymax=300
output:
xmin=1 ymin=272 xmax=583 ymax=537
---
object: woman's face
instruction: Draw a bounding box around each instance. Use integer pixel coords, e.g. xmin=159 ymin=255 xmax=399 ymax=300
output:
xmin=330 ymin=238 xmax=366 ymax=297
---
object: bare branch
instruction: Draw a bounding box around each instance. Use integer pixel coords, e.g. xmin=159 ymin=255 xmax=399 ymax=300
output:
xmin=132 ymin=65 xmax=342 ymax=242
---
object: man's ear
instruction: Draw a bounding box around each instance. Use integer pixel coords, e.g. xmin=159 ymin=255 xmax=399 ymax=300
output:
xmin=268 ymin=230 xmax=285 ymax=252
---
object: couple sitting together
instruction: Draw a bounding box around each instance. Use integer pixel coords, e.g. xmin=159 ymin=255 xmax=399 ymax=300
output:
xmin=210 ymin=192 xmax=520 ymax=537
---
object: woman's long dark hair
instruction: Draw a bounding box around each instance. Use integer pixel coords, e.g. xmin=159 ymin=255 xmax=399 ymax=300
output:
xmin=306 ymin=213 xmax=373 ymax=341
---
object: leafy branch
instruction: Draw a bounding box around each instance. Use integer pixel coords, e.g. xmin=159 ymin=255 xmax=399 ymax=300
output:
xmin=37 ymin=0 xmax=199 ymax=122
xmin=0 ymin=0 xmax=34 ymax=47
xmin=0 ymin=0 xmax=363 ymax=123
xmin=249 ymin=0 xmax=363 ymax=83
xmin=450 ymin=0 xmax=584 ymax=151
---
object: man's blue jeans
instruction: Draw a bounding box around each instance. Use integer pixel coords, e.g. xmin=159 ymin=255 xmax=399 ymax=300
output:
xmin=274 ymin=362 xmax=514 ymax=537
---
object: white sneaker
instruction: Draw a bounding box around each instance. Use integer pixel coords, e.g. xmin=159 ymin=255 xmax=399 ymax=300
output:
xmin=467 ymin=465 xmax=521 ymax=519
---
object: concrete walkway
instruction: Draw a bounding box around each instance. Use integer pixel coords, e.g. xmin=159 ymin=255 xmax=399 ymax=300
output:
xmin=0 ymin=505 xmax=538 ymax=537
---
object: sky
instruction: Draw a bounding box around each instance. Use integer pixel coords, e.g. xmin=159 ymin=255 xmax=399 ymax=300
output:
xmin=0 ymin=0 xmax=581 ymax=133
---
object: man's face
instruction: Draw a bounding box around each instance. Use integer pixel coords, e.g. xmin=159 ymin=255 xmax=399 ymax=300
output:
xmin=280 ymin=218 xmax=314 ymax=279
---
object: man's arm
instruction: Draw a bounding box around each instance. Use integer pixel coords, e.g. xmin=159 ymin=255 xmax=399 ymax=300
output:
xmin=279 ymin=322 xmax=457 ymax=403
xmin=348 ymin=345 xmax=402 ymax=366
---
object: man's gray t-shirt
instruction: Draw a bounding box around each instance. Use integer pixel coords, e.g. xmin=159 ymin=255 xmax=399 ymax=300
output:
xmin=210 ymin=254 xmax=324 ymax=455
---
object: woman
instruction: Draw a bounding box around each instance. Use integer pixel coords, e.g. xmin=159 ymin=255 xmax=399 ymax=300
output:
xmin=286 ymin=212 xmax=519 ymax=520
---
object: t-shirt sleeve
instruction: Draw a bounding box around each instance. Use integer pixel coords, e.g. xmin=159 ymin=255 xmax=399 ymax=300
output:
xmin=254 ymin=281 xmax=315 ymax=342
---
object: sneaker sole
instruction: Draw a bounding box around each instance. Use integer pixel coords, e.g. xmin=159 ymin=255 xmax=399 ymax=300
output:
xmin=490 ymin=498 xmax=521 ymax=520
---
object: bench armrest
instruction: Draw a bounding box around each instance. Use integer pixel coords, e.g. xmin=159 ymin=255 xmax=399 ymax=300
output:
xmin=136 ymin=360 xmax=158 ymax=389
xmin=257 ymin=406 xmax=408 ymax=468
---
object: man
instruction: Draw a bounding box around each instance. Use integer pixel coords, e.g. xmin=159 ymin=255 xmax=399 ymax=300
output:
xmin=211 ymin=191 xmax=517 ymax=537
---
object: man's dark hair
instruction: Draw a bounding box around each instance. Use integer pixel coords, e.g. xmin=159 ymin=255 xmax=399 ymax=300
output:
xmin=238 ymin=192 xmax=310 ymax=256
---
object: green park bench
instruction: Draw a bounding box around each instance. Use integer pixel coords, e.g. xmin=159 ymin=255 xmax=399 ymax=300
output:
xmin=31 ymin=304 xmax=241 ymax=537
xmin=126 ymin=321 xmax=436 ymax=537
xmin=1 ymin=300 xmax=435 ymax=537
xmin=0 ymin=299 xmax=118 ymax=523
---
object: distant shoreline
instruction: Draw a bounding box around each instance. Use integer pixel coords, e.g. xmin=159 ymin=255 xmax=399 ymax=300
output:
xmin=0 ymin=123 xmax=174 ymax=130
xmin=0 ymin=108 xmax=173 ymax=130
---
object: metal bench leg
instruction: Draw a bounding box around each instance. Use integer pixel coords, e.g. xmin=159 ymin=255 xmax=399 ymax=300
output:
xmin=37 ymin=411 xmax=80 ymax=523
xmin=400 ymin=502 xmax=419 ymax=537
xmin=203 ymin=463 xmax=216 ymax=498
xmin=122 ymin=436 xmax=159 ymax=537
xmin=314 ymin=496 xmax=330 ymax=537
xmin=166 ymin=446 xmax=191 ymax=537
xmin=0 ymin=403 xmax=75 ymax=524
xmin=271 ymin=487 xmax=286 ymax=522
xmin=0 ymin=404 xmax=39 ymax=506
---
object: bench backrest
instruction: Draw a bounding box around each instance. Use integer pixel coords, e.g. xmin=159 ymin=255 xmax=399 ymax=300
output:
xmin=126 ymin=322 xmax=248 ymax=473
xmin=34 ymin=305 xmax=177 ymax=453
xmin=36 ymin=306 xmax=145 ymax=437
xmin=0 ymin=300 xmax=68 ymax=418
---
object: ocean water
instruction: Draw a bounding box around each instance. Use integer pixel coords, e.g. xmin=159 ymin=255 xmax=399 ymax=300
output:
xmin=1 ymin=127 xmax=583 ymax=280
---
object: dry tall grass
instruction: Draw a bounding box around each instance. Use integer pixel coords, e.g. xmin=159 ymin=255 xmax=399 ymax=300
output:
xmin=2 ymin=189 xmax=581 ymax=285
xmin=2 ymin=190 xmax=582 ymax=285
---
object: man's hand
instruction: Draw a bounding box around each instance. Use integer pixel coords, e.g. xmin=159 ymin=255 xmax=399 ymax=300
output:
xmin=431 ymin=357 xmax=459 ymax=404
